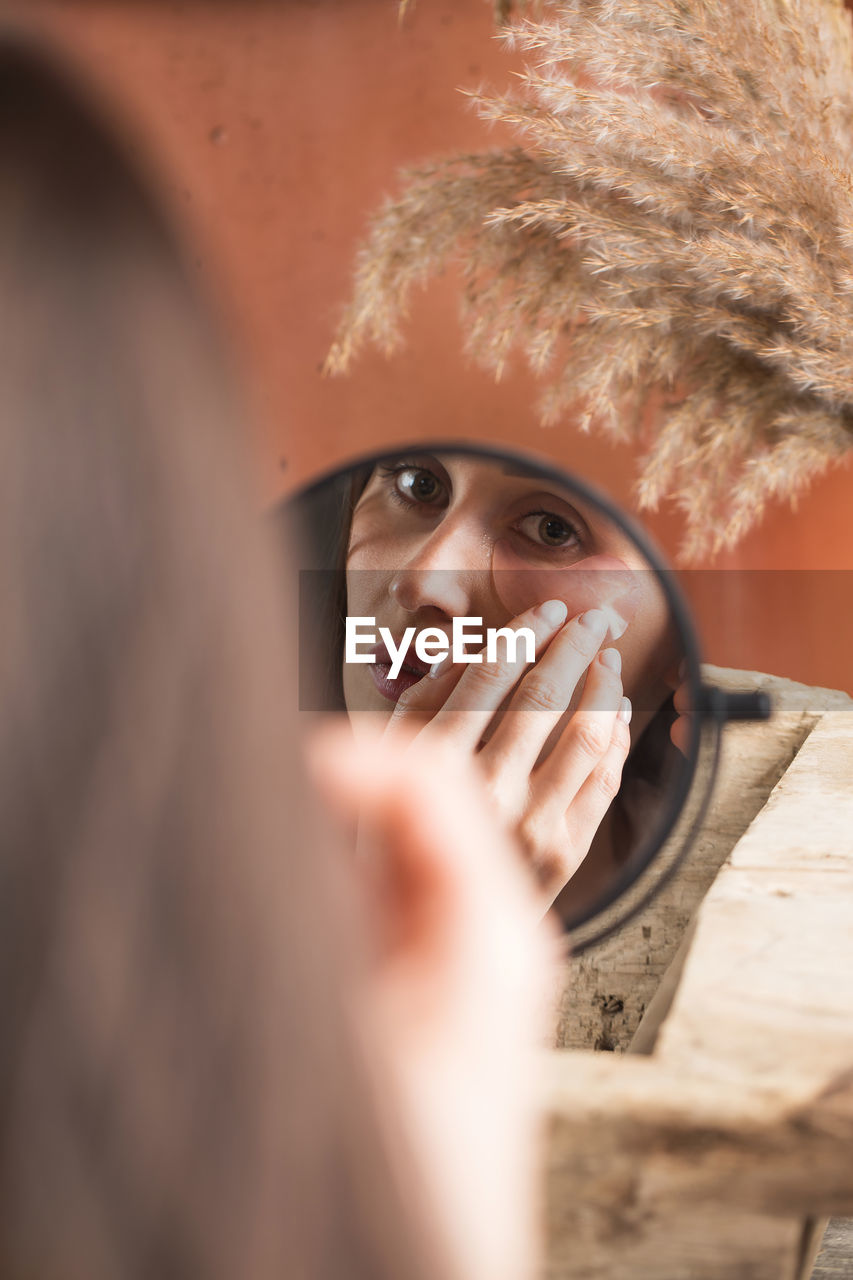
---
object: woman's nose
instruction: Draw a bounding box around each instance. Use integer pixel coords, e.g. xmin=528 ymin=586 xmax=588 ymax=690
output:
xmin=389 ymin=522 xmax=489 ymax=618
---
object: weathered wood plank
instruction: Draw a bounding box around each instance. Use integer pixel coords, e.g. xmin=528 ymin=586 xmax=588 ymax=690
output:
xmin=542 ymin=1054 xmax=853 ymax=1220
xmin=656 ymin=711 xmax=853 ymax=1091
xmin=545 ymin=703 xmax=853 ymax=1278
xmin=810 ymin=1218 xmax=853 ymax=1278
xmin=546 ymin=1200 xmax=805 ymax=1280
xmin=555 ymin=669 xmax=851 ymax=1053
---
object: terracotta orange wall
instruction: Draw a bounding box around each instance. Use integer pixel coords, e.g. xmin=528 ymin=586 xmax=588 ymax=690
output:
xmin=13 ymin=0 xmax=853 ymax=693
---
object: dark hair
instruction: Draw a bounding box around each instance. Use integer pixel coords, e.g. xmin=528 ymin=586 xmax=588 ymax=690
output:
xmin=282 ymin=468 xmax=360 ymax=711
xmin=0 ymin=41 xmax=452 ymax=1280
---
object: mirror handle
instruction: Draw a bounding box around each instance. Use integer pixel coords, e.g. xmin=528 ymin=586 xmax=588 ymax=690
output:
xmin=698 ymin=684 xmax=772 ymax=724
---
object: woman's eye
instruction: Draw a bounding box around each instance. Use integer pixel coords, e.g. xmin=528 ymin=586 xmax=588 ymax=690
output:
xmin=516 ymin=512 xmax=582 ymax=549
xmin=392 ymin=467 xmax=447 ymax=506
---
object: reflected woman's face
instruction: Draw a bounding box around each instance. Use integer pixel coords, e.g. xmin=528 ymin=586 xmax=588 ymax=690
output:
xmin=344 ymin=452 xmax=678 ymax=741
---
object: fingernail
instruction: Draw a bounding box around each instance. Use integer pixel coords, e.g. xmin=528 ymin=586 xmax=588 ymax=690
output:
xmin=618 ymin=696 xmax=632 ymax=725
xmin=599 ymin=647 xmax=621 ymax=674
xmin=428 ymin=655 xmax=450 ymax=679
xmin=605 ymin=609 xmax=629 ymax=642
xmin=579 ymin=608 xmax=608 ymax=634
xmin=536 ymin=599 xmax=569 ymax=628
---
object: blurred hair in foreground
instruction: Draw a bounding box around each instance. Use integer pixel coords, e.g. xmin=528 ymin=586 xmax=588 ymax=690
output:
xmin=0 ymin=39 xmax=450 ymax=1280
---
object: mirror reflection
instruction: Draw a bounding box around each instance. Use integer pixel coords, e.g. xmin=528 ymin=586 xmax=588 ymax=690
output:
xmin=286 ymin=444 xmax=699 ymax=929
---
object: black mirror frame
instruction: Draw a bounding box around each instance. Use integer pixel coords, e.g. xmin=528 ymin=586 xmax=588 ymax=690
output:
xmin=280 ymin=438 xmax=719 ymax=953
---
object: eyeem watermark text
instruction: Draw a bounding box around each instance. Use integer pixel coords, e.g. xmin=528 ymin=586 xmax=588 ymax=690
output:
xmin=345 ymin=617 xmax=536 ymax=679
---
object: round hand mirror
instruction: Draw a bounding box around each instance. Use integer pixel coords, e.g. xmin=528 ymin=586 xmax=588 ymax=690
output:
xmin=278 ymin=441 xmax=769 ymax=952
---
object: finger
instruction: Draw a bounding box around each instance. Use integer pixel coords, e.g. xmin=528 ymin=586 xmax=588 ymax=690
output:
xmin=414 ymin=598 xmax=571 ymax=752
xmin=386 ymin=651 xmax=467 ymax=737
xmin=387 ymin=597 xmax=569 ymax=739
xmin=308 ymin=723 xmax=554 ymax=1006
xmin=526 ymin=699 xmax=631 ymax=907
xmin=480 ymin=608 xmax=612 ymax=776
xmin=561 ymin=699 xmax=632 ymax=866
xmin=673 ymin=679 xmax=691 ymax=716
xmin=524 ymin=645 xmax=623 ymax=816
xmin=670 ymin=713 xmax=691 ymax=756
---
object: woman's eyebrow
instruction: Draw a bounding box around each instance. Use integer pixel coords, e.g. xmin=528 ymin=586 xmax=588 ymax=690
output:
xmin=498 ymin=463 xmax=579 ymax=503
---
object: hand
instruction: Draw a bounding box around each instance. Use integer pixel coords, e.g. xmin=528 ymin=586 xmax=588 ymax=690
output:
xmin=308 ymin=728 xmax=555 ymax=1280
xmin=384 ymin=601 xmax=632 ymax=911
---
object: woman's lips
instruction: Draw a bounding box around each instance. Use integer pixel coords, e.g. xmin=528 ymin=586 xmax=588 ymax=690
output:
xmin=368 ymin=641 xmax=432 ymax=703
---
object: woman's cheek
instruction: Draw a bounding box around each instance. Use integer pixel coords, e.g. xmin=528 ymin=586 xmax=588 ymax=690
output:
xmin=618 ymin=592 xmax=680 ymax=723
xmin=491 ymin=548 xmax=640 ymax=644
